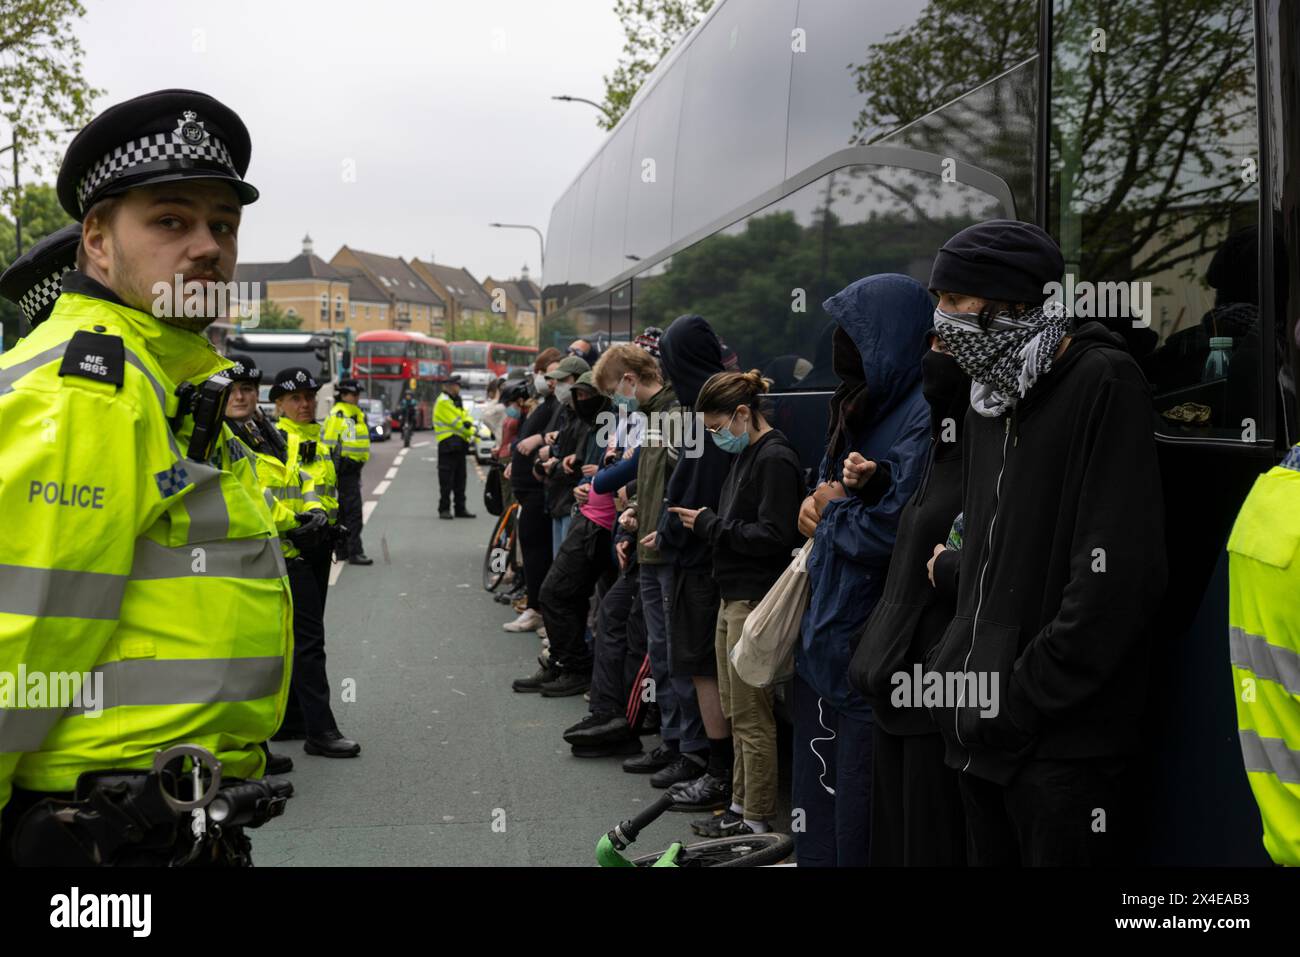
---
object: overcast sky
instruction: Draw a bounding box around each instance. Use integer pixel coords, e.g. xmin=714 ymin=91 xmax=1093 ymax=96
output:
xmin=61 ymin=0 xmax=623 ymax=282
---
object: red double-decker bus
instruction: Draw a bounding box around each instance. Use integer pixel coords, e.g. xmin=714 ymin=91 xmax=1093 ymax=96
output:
xmin=449 ymin=341 xmax=537 ymax=391
xmin=352 ymin=330 xmax=450 ymax=429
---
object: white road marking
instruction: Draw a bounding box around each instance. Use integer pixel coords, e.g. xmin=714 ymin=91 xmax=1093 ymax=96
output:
xmin=363 ymin=500 xmax=378 ymax=523
xmin=373 ymin=480 xmax=391 ymax=496
xmin=413 ymin=440 xmax=431 ymax=448
xmin=328 ymin=560 xmax=343 ymax=587
xmin=451 ymin=689 xmax=467 ymax=697
xmin=385 ymin=467 xmax=399 ymax=479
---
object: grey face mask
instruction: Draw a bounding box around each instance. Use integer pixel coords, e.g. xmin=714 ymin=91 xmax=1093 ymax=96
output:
xmin=555 ymin=383 xmax=573 ymax=405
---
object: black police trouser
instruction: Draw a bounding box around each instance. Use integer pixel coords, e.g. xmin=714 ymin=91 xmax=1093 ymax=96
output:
xmin=589 ymin=560 xmax=644 ymax=718
xmin=540 ymin=513 xmax=615 ymax=676
xmin=870 ymin=726 xmax=966 ymax=866
xmin=337 ymin=461 xmax=365 ymax=558
xmin=437 ymin=442 xmax=467 ymax=512
xmin=281 ymin=556 xmax=340 ymax=739
xmin=304 ymin=542 xmax=332 ymax=611
xmin=514 ymin=487 xmax=552 ymax=610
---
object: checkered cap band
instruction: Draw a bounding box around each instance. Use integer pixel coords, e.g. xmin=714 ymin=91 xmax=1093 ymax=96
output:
xmin=77 ymin=132 xmax=236 ymax=213
xmin=17 ymin=267 xmax=73 ymax=322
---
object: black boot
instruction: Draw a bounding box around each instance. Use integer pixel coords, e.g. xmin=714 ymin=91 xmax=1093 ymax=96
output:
xmin=512 ymin=661 xmax=560 ymax=693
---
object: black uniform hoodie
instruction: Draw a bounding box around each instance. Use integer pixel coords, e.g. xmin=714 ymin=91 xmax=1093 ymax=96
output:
xmin=926 ymin=321 xmax=1168 ymax=784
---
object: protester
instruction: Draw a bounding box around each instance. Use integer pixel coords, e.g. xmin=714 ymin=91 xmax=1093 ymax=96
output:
xmin=924 ymin=219 xmax=1167 ymax=866
xmin=791 ymin=274 xmax=934 ymax=867
xmin=670 ymin=369 xmax=804 ymax=837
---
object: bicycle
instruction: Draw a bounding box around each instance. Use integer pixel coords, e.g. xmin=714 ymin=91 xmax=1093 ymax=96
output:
xmin=596 ymin=793 xmax=794 ymax=867
xmin=401 ymin=410 xmax=414 ymax=448
xmin=482 ymin=498 xmax=521 ymax=592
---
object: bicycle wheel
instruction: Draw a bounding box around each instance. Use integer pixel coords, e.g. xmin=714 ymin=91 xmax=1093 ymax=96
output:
xmin=628 ymin=832 xmax=794 ymax=868
xmin=482 ymin=504 xmax=517 ymax=592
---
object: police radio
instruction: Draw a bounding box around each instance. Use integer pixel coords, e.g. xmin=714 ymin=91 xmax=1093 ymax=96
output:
xmin=173 ymin=373 xmax=233 ymax=462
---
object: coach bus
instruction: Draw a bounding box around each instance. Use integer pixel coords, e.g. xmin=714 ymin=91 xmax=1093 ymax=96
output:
xmin=449 ymin=340 xmax=538 ymax=392
xmin=352 ymin=330 xmax=451 ymax=429
xmin=539 ymin=0 xmax=1298 ymax=864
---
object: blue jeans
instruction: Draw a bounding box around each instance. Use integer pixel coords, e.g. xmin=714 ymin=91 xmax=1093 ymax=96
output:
xmin=638 ymin=562 xmax=706 ymax=754
xmin=551 ymin=514 xmax=572 ymax=559
xmin=791 ymin=673 xmax=873 ymax=867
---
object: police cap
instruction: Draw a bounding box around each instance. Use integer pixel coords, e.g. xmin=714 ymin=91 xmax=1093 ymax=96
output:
xmin=336 ymin=378 xmax=361 ymax=395
xmin=268 ymin=367 xmax=320 ymax=400
xmin=57 ymin=89 xmax=259 ymax=220
xmin=0 ymin=223 xmax=81 ymax=329
xmin=224 ymin=353 xmax=262 ymax=385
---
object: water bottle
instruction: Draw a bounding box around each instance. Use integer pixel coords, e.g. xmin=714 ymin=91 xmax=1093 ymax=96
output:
xmin=1202 ymin=336 xmax=1233 ymax=381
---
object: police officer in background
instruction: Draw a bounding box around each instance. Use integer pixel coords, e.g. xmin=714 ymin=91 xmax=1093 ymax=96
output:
xmin=0 ymin=89 xmax=294 ymax=866
xmin=323 ymin=378 xmax=373 ymax=564
xmin=227 ymin=366 xmax=360 ymax=759
xmin=0 ymin=223 xmax=83 ymax=339
xmin=433 ymin=373 xmax=477 ymax=520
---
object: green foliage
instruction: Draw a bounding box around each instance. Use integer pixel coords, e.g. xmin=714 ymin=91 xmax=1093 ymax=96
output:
xmin=454 ymin=310 xmax=528 ymax=345
xmin=598 ymin=0 xmax=713 ymax=131
xmin=251 ymin=299 xmax=302 ymax=330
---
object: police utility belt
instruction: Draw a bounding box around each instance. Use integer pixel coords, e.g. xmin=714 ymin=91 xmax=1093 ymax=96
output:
xmin=5 ymin=745 xmax=292 ymax=867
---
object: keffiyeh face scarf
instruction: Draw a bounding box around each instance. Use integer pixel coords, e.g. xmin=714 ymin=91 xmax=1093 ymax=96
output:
xmin=933 ymin=302 xmax=1071 ymax=417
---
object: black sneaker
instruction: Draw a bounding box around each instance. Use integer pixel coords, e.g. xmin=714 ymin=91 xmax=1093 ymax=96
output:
xmin=690 ymin=808 xmax=752 ymax=838
xmin=438 ymin=511 xmax=453 ymax=520
xmin=650 ymin=752 xmax=707 ymax=789
xmin=539 ymin=671 xmax=591 ymax=698
xmin=562 ymin=712 xmax=608 ymax=744
xmin=667 ymin=771 xmax=732 ymax=812
xmin=570 ymin=736 xmax=642 ymax=759
xmin=454 ymin=509 xmax=477 ymax=519
xmin=566 ymin=714 xmax=631 ymax=746
xmin=512 ymin=662 xmax=559 ymax=693
xmin=623 ymin=743 xmax=678 ymax=774
xmin=636 ymin=702 xmax=661 ymax=736
xmin=348 ymin=554 xmax=374 ymax=565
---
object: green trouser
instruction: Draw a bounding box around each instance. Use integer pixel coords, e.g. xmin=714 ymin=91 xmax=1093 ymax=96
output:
xmin=715 ymin=597 xmax=777 ymax=822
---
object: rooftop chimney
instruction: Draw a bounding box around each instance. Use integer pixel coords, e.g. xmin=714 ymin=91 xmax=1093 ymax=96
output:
xmin=302 ymin=233 xmax=314 ymax=256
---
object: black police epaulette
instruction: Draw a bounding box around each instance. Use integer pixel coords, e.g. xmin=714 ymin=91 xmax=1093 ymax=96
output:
xmin=58 ymin=330 xmax=125 ymax=387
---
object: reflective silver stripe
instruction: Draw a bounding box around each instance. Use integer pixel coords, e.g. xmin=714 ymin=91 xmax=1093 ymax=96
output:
xmin=0 ymin=563 xmax=127 ymax=619
xmin=269 ymin=486 xmax=302 ymax=501
xmin=0 ymin=343 xmax=68 ymax=395
xmin=1230 ymin=626 xmax=1300 ymax=696
xmin=263 ymin=488 xmax=275 ymax=511
xmin=122 ymin=351 xmax=166 ymax=409
xmin=131 ymin=536 xmax=286 ymax=580
xmin=301 ymin=471 xmax=321 ymax=505
xmin=316 ymin=484 xmax=337 ymax=498
xmin=327 ymin=509 xmax=338 ymax=522
xmin=182 ymin=462 xmax=230 ymax=541
xmin=0 ymin=708 xmax=63 ymax=751
xmin=1240 ymin=729 xmax=1300 ymax=785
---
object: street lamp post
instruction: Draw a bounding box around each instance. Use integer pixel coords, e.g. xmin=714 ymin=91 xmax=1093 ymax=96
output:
xmin=551 ymin=95 xmax=616 ymax=123
xmin=488 ymin=222 xmax=546 ymax=339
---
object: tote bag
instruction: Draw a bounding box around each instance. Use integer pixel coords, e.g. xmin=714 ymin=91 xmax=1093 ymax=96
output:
xmin=730 ymin=539 xmax=814 ymax=688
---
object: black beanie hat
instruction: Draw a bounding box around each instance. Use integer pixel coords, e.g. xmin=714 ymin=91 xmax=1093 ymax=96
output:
xmin=929 ymin=219 xmax=1064 ymax=306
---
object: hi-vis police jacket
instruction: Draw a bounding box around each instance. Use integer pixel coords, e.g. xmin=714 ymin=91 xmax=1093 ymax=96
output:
xmin=1228 ymin=443 xmax=1300 ymax=867
xmin=433 ymin=391 xmax=475 ymax=447
xmin=0 ymin=283 xmax=293 ymax=818
xmin=279 ymin=418 xmax=338 ymax=524
xmin=236 ymin=412 xmax=325 ymax=560
xmin=322 ymin=401 xmax=369 ymax=466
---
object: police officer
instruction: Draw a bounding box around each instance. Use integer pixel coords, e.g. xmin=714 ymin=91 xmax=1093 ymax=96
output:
xmin=228 ymin=366 xmax=359 ymax=759
xmin=322 ymin=378 xmax=372 ymax=564
xmin=433 ymin=374 xmax=477 ymax=520
xmin=0 ymin=89 xmax=293 ymax=866
xmin=0 ymin=223 xmax=82 ymax=338
xmin=1227 ymin=441 xmax=1300 ymax=866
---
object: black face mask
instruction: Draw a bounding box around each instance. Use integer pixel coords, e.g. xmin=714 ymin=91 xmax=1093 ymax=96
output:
xmin=920 ymin=349 xmax=969 ymax=409
xmin=832 ymin=327 xmax=865 ymax=386
xmin=575 ymin=394 xmax=606 ymax=422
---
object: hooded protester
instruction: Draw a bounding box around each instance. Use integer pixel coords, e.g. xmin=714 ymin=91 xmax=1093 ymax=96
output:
xmin=925 ymin=219 xmax=1167 ymax=866
xmin=793 ymin=274 xmax=934 ymax=867
xmin=653 ymin=315 xmax=736 ymax=811
xmin=847 ymin=330 xmax=971 ymax=866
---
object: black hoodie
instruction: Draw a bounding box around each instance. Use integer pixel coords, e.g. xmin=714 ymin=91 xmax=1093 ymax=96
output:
xmin=655 ymin=315 xmax=733 ymax=571
xmin=926 ymin=321 xmax=1168 ymax=784
xmin=848 ymin=351 xmax=970 ymax=736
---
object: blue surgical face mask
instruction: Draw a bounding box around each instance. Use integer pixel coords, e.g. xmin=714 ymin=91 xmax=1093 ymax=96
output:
xmin=612 ymin=377 xmax=639 ymax=412
xmin=505 ymin=406 xmax=522 ymax=419
xmin=710 ymin=410 xmax=750 ymax=454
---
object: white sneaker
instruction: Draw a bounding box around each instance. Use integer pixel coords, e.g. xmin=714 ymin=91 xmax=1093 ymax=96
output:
xmin=541 ymin=637 xmax=551 ymax=650
xmin=537 ymin=626 xmax=548 ymax=640
xmin=503 ymin=608 xmax=543 ymax=633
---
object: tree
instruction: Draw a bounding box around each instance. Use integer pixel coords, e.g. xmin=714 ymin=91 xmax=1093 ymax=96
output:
xmin=456 ymin=311 xmax=527 ymax=345
xmin=252 ymin=299 xmax=302 ymax=330
xmin=0 ymin=1 xmax=101 ymax=208
xmin=0 ymin=181 xmax=74 ymax=349
xmin=597 ymin=0 xmax=712 ymax=131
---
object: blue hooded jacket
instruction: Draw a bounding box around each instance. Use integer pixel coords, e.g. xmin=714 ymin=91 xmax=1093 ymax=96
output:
xmin=796 ymin=274 xmax=934 ymax=719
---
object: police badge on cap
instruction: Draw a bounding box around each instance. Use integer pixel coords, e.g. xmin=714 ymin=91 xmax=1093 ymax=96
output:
xmin=223 ymin=353 xmax=262 ymax=385
xmin=57 ymin=89 xmax=259 ymax=220
xmin=268 ymin=366 xmax=321 ymax=400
